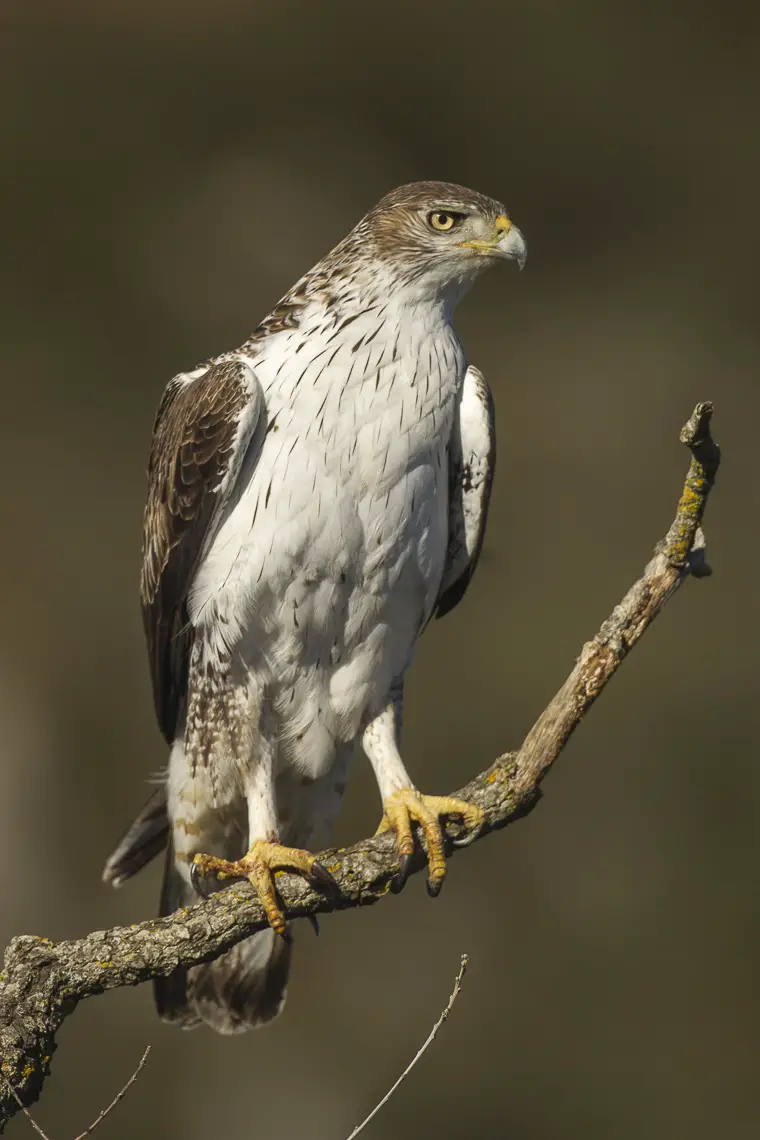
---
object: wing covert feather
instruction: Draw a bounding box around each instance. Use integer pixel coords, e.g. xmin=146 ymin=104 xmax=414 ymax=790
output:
xmin=436 ymin=365 xmax=496 ymax=619
xmin=141 ymin=356 xmax=263 ymax=742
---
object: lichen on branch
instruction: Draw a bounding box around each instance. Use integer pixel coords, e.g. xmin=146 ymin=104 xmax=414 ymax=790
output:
xmin=0 ymin=403 xmax=719 ymax=1133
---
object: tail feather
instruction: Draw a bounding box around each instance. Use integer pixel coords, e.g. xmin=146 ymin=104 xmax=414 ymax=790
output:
xmin=154 ymin=844 xmax=291 ymax=1034
xmin=102 ymin=788 xmax=169 ymax=887
xmin=152 ymin=844 xmax=201 ymax=1030
xmin=185 ymin=928 xmax=291 ymax=1034
xmin=103 ymin=750 xmax=355 ymax=1035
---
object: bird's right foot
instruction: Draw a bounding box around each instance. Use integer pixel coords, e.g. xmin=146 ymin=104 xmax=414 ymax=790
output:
xmin=191 ymin=840 xmax=339 ymax=935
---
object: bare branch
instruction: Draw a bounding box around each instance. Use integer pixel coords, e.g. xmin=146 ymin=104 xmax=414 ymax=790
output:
xmin=511 ymin=399 xmax=718 ymax=800
xmin=72 ymin=1046 xmax=151 ymax=1140
xmin=346 ymin=954 xmax=469 ymax=1139
xmin=0 ymin=404 xmax=719 ymax=1133
xmin=0 ymin=1078 xmax=51 ymax=1140
xmin=0 ymin=1047 xmax=150 ymax=1140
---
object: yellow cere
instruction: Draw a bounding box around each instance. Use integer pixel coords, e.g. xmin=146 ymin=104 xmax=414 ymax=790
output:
xmin=458 ymin=213 xmax=512 ymax=252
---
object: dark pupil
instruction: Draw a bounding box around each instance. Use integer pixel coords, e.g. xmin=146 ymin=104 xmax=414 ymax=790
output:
xmin=438 ymin=214 xmax=450 ymax=226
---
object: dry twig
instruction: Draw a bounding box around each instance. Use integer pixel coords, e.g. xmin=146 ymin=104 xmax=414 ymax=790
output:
xmin=1 ymin=1076 xmax=49 ymax=1140
xmin=346 ymin=954 xmax=469 ymax=1139
xmin=0 ymin=403 xmax=719 ymax=1133
xmin=71 ymin=1047 xmax=151 ymax=1140
xmin=0 ymin=1047 xmax=151 ymax=1140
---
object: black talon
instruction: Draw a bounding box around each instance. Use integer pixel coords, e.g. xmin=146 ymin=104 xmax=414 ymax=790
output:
xmin=311 ymin=860 xmax=341 ymax=897
xmin=307 ymin=914 xmax=320 ymax=937
xmin=390 ymin=851 xmax=413 ymax=894
xmin=451 ymin=816 xmax=484 ymax=848
xmin=190 ymin=860 xmax=213 ymax=899
xmin=426 ymin=877 xmax=443 ymax=899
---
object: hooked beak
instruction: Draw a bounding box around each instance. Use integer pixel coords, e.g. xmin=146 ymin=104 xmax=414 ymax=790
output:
xmin=458 ymin=214 xmax=527 ymax=270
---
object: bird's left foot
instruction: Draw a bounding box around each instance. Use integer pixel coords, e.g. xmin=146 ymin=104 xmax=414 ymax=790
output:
xmin=376 ymin=788 xmax=485 ymax=897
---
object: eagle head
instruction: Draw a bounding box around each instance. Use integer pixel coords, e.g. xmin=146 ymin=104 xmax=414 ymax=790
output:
xmin=355 ymin=180 xmax=527 ymax=299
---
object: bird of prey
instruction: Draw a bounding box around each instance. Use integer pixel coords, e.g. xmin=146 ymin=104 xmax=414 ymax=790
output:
xmin=104 ymin=181 xmax=526 ymax=1033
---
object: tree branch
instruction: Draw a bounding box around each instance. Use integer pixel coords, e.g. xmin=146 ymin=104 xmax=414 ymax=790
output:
xmin=346 ymin=953 xmax=469 ymax=1139
xmin=0 ymin=403 xmax=719 ymax=1133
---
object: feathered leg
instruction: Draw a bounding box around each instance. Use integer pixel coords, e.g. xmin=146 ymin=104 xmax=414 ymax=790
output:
xmin=155 ymin=722 xmax=295 ymax=1034
xmin=190 ymin=724 xmax=339 ymax=936
xmin=155 ymin=653 xmax=327 ymax=1034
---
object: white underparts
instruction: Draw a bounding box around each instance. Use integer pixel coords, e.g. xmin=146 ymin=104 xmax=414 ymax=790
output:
xmin=168 ymin=277 xmax=493 ymax=866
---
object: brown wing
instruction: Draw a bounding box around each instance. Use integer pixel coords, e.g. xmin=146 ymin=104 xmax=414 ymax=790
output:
xmin=141 ymin=356 xmax=264 ymax=742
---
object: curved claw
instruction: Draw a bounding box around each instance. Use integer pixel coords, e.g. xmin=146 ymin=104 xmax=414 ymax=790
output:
xmin=390 ymin=851 xmax=413 ymax=894
xmin=426 ymin=876 xmax=443 ymax=899
xmin=190 ymin=858 xmax=215 ymax=899
xmin=311 ymin=860 xmax=341 ymax=897
xmin=451 ymin=818 xmax=485 ymax=848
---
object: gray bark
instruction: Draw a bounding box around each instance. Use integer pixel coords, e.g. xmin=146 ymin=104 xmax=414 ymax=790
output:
xmin=0 ymin=403 xmax=719 ymax=1133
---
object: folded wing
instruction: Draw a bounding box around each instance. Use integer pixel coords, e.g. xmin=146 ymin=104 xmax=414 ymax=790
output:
xmin=141 ymin=356 xmax=265 ymax=743
xmin=436 ymin=365 xmax=496 ymax=618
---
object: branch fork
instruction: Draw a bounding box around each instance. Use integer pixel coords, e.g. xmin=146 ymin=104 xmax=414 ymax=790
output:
xmin=0 ymin=403 xmax=719 ymax=1133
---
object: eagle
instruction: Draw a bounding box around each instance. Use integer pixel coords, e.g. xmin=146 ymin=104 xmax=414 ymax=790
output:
xmin=103 ymin=181 xmax=526 ymax=1033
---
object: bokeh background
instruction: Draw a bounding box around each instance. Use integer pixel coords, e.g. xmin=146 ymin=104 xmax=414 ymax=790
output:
xmin=1 ymin=1 xmax=758 ymax=1137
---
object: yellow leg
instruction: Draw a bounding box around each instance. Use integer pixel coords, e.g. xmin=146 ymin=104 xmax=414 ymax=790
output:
xmin=376 ymin=788 xmax=485 ymax=896
xmin=192 ymin=840 xmax=338 ymax=935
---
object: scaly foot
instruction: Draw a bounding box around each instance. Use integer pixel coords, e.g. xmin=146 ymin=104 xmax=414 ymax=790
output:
xmin=191 ymin=840 xmax=338 ymax=935
xmin=376 ymin=788 xmax=485 ymax=897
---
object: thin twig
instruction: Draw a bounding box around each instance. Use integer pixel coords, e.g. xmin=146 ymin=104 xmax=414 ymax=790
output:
xmin=0 ymin=1048 xmax=150 ymax=1140
xmin=72 ymin=1047 xmax=151 ymax=1139
xmin=346 ymin=954 xmax=469 ymax=1139
xmin=0 ymin=1077 xmax=51 ymax=1140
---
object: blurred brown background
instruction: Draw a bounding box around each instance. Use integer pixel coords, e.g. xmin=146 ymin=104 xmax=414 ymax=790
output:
xmin=1 ymin=1 xmax=758 ymax=1137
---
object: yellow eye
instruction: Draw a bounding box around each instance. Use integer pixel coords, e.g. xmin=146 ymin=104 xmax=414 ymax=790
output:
xmin=428 ymin=211 xmax=457 ymax=232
